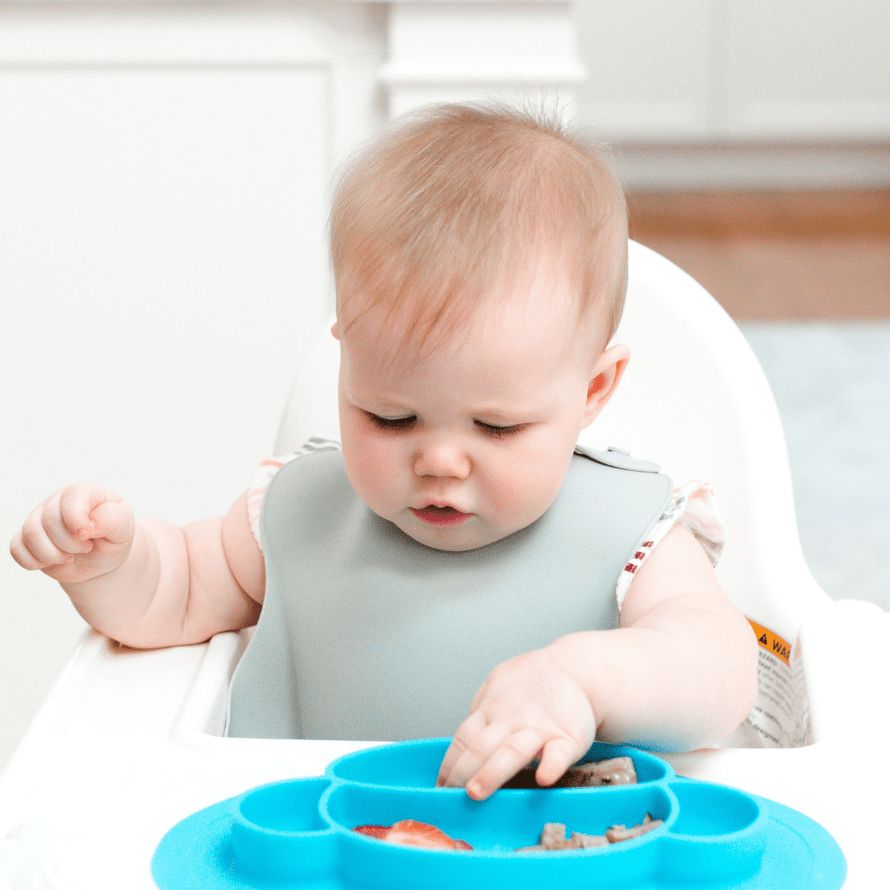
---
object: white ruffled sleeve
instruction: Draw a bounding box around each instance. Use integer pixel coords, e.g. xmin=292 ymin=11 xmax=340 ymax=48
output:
xmin=246 ymin=437 xmax=341 ymax=550
xmin=614 ymin=481 xmax=725 ymax=610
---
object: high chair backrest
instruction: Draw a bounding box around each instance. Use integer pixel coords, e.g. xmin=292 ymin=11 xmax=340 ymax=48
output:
xmin=274 ymin=241 xmax=828 ymax=642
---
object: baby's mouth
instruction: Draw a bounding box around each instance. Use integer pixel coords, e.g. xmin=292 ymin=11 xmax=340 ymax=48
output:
xmin=410 ymin=505 xmax=472 ymax=527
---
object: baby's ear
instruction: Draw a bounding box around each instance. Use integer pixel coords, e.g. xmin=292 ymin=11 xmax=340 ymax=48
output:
xmin=582 ymin=344 xmax=630 ymax=427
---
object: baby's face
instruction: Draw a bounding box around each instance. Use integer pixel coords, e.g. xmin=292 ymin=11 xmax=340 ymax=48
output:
xmin=336 ymin=266 xmax=607 ymax=551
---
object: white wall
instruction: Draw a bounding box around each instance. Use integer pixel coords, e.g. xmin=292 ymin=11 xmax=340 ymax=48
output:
xmin=0 ymin=0 xmax=387 ymax=774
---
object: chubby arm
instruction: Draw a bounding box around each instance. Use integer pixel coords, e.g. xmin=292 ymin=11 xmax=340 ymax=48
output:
xmin=559 ymin=524 xmax=757 ymax=748
xmin=438 ymin=524 xmax=758 ymax=799
xmin=10 ymin=485 xmax=264 ymax=648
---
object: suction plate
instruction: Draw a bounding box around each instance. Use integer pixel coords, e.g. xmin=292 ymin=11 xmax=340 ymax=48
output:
xmin=152 ymin=739 xmax=845 ymax=889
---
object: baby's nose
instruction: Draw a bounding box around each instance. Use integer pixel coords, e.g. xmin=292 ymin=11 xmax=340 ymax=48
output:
xmin=413 ymin=440 xmax=471 ymax=479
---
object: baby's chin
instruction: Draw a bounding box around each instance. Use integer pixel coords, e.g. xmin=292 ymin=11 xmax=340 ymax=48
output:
xmin=393 ymin=513 xmax=516 ymax=552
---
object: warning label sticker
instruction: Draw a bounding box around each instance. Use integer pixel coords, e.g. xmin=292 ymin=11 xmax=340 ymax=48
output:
xmin=749 ymin=620 xmax=792 ymax=665
xmin=737 ymin=619 xmax=811 ymax=749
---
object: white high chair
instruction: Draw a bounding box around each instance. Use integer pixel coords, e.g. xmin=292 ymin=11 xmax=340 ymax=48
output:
xmin=0 ymin=241 xmax=887 ymax=888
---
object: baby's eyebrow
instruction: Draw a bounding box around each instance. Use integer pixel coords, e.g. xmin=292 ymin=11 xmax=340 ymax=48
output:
xmin=342 ymin=383 xmax=411 ymax=413
xmin=470 ymin=399 xmax=548 ymax=419
xmin=470 ymin=410 xmax=541 ymax=428
xmin=367 ymin=399 xmax=416 ymax=414
xmin=472 ymin=410 xmax=520 ymax=422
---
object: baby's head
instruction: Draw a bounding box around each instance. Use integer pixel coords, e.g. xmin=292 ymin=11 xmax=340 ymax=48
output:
xmin=330 ymin=101 xmax=627 ymax=357
xmin=329 ymin=102 xmax=631 ymax=551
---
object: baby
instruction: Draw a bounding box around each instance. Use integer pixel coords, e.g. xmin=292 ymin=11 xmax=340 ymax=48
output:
xmin=10 ymin=102 xmax=757 ymax=801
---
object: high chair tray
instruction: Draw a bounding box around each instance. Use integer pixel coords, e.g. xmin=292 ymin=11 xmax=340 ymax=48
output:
xmin=152 ymin=738 xmax=845 ymax=890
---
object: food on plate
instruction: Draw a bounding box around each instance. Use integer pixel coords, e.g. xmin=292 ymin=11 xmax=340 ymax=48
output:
xmin=351 ymin=824 xmax=391 ymax=840
xmin=605 ymin=815 xmax=663 ymax=843
xmin=353 ymin=811 xmax=662 ymax=855
xmin=353 ymin=819 xmax=473 ymax=850
xmin=515 ymin=822 xmax=608 ymax=851
xmin=352 ymin=759 xmax=654 ymax=855
xmin=516 ymin=814 xmax=662 ymax=852
xmin=503 ymin=755 xmax=638 ymax=789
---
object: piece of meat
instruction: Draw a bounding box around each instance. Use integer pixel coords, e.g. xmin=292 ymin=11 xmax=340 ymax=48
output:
xmin=353 ymin=819 xmax=472 ymax=851
xmin=557 ymin=756 xmax=638 ymax=788
xmin=539 ymin=823 xmax=568 ymax=847
xmin=605 ymin=813 xmax=663 ymax=843
xmin=516 ymin=813 xmax=662 ymax=852
xmin=516 ymin=822 xmax=609 ymax=852
xmin=572 ymin=832 xmax=610 ymax=848
xmin=503 ymin=755 xmax=638 ymax=790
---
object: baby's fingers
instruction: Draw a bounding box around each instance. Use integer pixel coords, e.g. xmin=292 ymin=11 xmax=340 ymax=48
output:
xmin=534 ymin=736 xmax=583 ymax=788
xmin=9 ymin=523 xmax=68 ymax=571
xmin=60 ymin=489 xmax=133 ymax=545
xmin=463 ymin=727 xmax=544 ymax=800
xmin=441 ymin=721 xmax=543 ymax=801
xmin=12 ymin=491 xmax=83 ymax=570
xmin=436 ymin=711 xmax=492 ymax=788
xmin=10 ymin=485 xmax=132 ymax=572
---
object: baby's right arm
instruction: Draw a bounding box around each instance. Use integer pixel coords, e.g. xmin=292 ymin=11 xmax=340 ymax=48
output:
xmin=9 ymin=484 xmax=264 ymax=648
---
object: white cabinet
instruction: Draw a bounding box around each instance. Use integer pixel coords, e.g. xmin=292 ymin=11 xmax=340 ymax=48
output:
xmin=577 ymin=0 xmax=890 ymax=142
xmin=724 ymin=0 xmax=890 ymax=140
xmin=577 ymin=0 xmax=715 ymax=141
xmin=382 ymin=0 xmax=586 ymax=116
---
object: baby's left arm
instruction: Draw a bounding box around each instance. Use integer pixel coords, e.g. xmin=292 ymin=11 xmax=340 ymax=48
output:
xmin=437 ymin=524 xmax=758 ymax=799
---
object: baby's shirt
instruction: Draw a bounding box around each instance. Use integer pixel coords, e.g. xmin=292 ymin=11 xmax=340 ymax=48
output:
xmin=227 ymin=442 xmax=717 ymax=741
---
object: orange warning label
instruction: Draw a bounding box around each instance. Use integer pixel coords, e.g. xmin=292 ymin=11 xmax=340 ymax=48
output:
xmin=748 ymin=620 xmax=791 ymax=665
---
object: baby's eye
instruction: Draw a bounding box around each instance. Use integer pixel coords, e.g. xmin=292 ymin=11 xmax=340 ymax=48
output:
xmin=367 ymin=413 xmax=417 ymax=431
xmin=475 ymin=420 xmax=528 ymax=438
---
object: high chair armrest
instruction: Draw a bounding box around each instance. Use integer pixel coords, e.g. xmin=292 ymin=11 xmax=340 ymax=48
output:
xmin=796 ymin=598 xmax=890 ymax=743
xmin=0 ymin=629 xmax=373 ymax=888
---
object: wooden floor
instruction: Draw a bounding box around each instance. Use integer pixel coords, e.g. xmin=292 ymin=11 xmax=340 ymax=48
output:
xmin=628 ymin=189 xmax=890 ymax=320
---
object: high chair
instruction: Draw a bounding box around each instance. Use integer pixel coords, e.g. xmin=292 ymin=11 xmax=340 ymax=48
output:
xmin=1 ymin=241 xmax=886 ymax=888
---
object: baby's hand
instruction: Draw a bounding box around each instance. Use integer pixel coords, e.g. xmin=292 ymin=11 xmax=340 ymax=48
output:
xmin=436 ymin=647 xmax=596 ymax=801
xmin=10 ymin=484 xmax=136 ymax=585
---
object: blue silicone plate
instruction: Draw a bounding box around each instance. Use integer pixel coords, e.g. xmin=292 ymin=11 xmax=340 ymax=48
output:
xmin=152 ymin=739 xmax=846 ymax=889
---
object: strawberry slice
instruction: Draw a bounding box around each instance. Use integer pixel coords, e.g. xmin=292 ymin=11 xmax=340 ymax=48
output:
xmin=352 ymin=824 xmax=391 ymax=839
xmin=353 ymin=819 xmax=472 ymax=851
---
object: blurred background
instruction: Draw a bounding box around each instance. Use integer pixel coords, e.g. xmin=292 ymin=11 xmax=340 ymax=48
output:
xmin=1 ymin=0 xmax=888 ymax=774
xmin=593 ymin=1 xmax=890 ymax=614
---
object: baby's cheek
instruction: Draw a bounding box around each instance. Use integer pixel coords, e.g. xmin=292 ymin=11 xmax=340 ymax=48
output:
xmin=348 ymin=441 xmax=402 ymax=513
xmin=493 ymin=450 xmax=568 ymax=523
xmin=486 ymin=463 xmax=551 ymax=525
xmin=341 ymin=433 xmax=376 ymax=498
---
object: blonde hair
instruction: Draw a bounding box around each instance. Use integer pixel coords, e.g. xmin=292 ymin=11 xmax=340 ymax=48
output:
xmin=330 ymin=101 xmax=628 ymax=351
